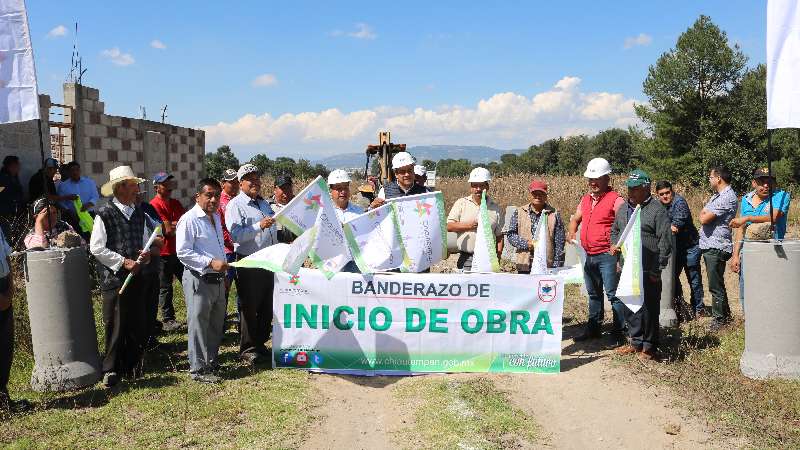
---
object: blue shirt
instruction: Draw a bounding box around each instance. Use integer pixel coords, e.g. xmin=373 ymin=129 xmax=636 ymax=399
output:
xmin=699 ymin=185 xmax=738 ymax=253
xmin=57 ymin=177 xmax=99 ymax=211
xmin=663 ymin=193 xmax=699 ymax=247
xmin=740 ymin=189 xmax=791 ymax=239
xmin=224 ymin=191 xmax=278 ymax=256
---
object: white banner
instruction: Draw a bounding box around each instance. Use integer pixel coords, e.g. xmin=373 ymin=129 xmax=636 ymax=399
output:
xmin=767 ymin=0 xmax=800 ymax=129
xmin=343 ymin=203 xmax=407 ymax=274
xmin=471 ymin=190 xmax=500 ymax=272
xmin=615 ymin=206 xmax=644 ymax=313
xmin=387 ymin=191 xmax=448 ymax=273
xmin=0 ymin=0 xmax=39 ymax=123
xmin=529 ymin=211 xmax=550 ymax=275
xmin=272 ymin=269 xmax=564 ymax=375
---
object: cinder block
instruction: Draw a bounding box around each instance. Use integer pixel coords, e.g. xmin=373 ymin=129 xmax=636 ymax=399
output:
xmin=81 ymin=99 xmax=95 ymax=111
xmin=96 ymin=102 xmax=104 ymax=114
xmin=132 ymin=161 xmax=144 ymax=173
xmin=131 ymin=140 xmax=143 ymax=151
xmin=84 ymin=150 xmax=97 ymax=161
xmin=82 ymin=110 xmax=91 ymax=124
xmin=101 ymin=138 xmax=112 ymax=150
xmin=100 ymin=114 xmax=111 ymax=126
xmin=177 ymin=127 xmax=189 ymax=137
xmin=109 ymin=138 xmax=122 ymax=151
xmin=96 ymin=149 xmax=108 ymax=161
xmin=129 ymin=119 xmax=141 ymax=129
xmin=111 ymin=116 xmax=122 ymax=127
xmin=86 ymin=87 xmax=100 ymax=101
xmin=63 ymin=86 xmax=78 ymax=106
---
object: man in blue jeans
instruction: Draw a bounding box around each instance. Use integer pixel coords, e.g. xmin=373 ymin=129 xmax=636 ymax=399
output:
xmin=567 ymin=158 xmax=626 ymax=344
xmin=655 ymin=180 xmax=705 ymax=320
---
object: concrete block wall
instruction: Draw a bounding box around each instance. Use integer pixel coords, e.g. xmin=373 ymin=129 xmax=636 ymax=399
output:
xmin=65 ymin=83 xmax=205 ymax=207
xmin=0 ymin=94 xmax=52 ymax=200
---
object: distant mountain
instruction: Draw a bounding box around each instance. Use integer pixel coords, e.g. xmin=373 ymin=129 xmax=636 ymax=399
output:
xmin=314 ymin=145 xmax=525 ymax=169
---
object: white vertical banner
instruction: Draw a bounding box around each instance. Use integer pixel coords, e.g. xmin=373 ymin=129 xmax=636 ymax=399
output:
xmin=342 ymin=203 xmax=407 ymax=274
xmin=767 ymin=0 xmax=800 ymax=129
xmin=529 ymin=212 xmax=550 ymax=275
xmin=0 ymin=0 xmax=40 ymax=123
xmin=615 ymin=206 xmax=644 ymax=313
xmin=388 ymin=191 xmax=448 ymax=273
xmin=470 ymin=190 xmax=500 ymax=272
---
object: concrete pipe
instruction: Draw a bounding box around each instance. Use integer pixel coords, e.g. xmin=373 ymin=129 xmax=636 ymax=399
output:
xmin=740 ymin=240 xmax=800 ymax=380
xmin=659 ymin=233 xmax=678 ymax=327
xmin=24 ymin=247 xmax=101 ymax=391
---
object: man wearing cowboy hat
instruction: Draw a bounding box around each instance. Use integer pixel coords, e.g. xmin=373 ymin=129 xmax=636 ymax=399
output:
xmin=90 ymin=166 xmax=157 ymax=387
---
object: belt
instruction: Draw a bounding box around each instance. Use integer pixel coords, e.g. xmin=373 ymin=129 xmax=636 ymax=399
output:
xmin=189 ymin=269 xmax=224 ymax=284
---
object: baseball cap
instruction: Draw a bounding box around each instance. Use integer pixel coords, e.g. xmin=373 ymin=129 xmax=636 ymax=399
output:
xmin=528 ymin=180 xmax=548 ymax=193
xmin=237 ymin=163 xmax=261 ymax=181
xmin=391 ymin=152 xmax=416 ymax=169
xmin=44 ymin=157 xmax=59 ymax=168
xmin=274 ymin=174 xmax=293 ymax=187
xmin=626 ymin=169 xmax=652 ymax=188
xmin=152 ymin=171 xmax=174 ymax=185
xmin=222 ymin=168 xmax=238 ymax=181
xmin=752 ymin=166 xmax=775 ymax=179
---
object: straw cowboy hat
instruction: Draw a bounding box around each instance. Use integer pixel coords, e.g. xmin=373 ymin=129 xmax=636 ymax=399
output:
xmin=100 ymin=165 xmax=146 ymax=197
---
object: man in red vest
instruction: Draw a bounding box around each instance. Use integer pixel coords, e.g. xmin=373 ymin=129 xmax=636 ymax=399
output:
xmin=567 ymin=158 xmax=626 ymax=344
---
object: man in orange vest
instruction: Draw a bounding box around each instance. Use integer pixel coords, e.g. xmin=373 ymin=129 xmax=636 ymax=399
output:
xmin=567 ymin=158 xmax=626 ymax=345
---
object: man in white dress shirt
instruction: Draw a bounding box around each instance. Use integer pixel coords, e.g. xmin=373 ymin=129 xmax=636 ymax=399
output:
xmin=90 ymin=166 xmax=155 ymax=387
xmin=176 ymin=178 xmax=229 ymax=383
xmin=328 ymin=170 xmax=363 ymax=273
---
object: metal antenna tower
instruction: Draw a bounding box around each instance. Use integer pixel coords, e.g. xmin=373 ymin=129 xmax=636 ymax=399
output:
xmin=67 ymin=22 xmax=86 ymax=84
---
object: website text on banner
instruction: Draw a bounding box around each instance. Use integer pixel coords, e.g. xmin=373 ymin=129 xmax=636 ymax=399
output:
xmin=272 ymin=269 xmax=564 ymax=375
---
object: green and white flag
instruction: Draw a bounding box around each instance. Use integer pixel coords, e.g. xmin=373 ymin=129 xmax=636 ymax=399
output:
xmin=231 ymin=243 xmax=292 ymax=272
xmin=529 ymin=211 xmax=549 ymax=275
xmin=388 ymin=191 xmax=448 ymax=273
xmin=343 ymin=203 xmax=407 ymax=274
xmin=274 ymin=176 xmax=350 ymax=279
xmin=470 ymin=191 xmax=500 ymax=272
xmin=615 ymin=205 xmax=643 ymax=313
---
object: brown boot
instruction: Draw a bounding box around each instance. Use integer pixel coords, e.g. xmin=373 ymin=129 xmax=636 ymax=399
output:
xmin=615 ymin=345 xmax=638 ymax=355
xmin=638 ymin=349 xmax=659 ymax=361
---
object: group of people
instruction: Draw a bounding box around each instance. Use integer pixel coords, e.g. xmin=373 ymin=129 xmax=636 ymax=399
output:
xmin=0 ymin=150 xmax=791 ymax=405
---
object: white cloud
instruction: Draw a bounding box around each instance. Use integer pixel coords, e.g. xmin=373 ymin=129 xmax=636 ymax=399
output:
xmin=201 ymin=76 xmax=642 ymax=159
xmin=150 ymin=39 xmax=167 ymax=49
xmin=46 ymin=25 xmax=67 ymax=38
xmin=100 ymin=47 xmax=135 ymax=66
xmin=623 ymin=33 xmax=652 ymax=49
xmin=252 ymin=73 xmax=278 ymax=87
xmin=331 ymin=23 xmax=376 ymax=40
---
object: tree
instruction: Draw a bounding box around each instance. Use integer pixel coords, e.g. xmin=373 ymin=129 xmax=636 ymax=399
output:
xmin=635 ymin=15 xmax=747 ymax=183
xmin=204 ymin=145 xmax=239 ymax=180
xmin=591 ymin=128 xmax=637 ymax=173
xmin=421 ymin=159 xmax=436 ymax=171
xmin=249 ymin=154 xmax=272 ymax=176
xmin=556 ymin=135 xmax=590 ymax=174
xmin=436 ymin=159 xmax=473 ymax=178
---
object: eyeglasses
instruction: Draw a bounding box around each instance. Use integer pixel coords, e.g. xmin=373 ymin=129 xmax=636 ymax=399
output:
xmin=394 ymin=167 xmax=414 ymax=176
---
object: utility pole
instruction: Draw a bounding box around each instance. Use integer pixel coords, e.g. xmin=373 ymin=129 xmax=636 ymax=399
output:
xmin=160 ymin=105 xmax=168 ymax=123
xmin=140 ymin=106 xmax=147 ymax=120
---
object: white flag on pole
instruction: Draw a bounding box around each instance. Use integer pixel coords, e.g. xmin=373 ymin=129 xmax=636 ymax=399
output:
xmin=529 ymin=211 xmax=550 ymax=275
xmin=767 ymin=0 xmax=800 ymax=129
xmin=388 ymin=191 xmax=447 ymax=273
xmin=470 ymin=190 xmax=500 ymax=272
xmin=0 ymin=0 xmax=40 ymax=124
xmin=615 ymin=205 xmax=644 ymax=313
xmin=342 ymin=203 xmax=406 ymax=274
xmin=275 ymin=176 xmax=350 ymax=278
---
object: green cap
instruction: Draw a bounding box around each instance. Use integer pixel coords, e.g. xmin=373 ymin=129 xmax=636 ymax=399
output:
xmin=626 ymin=169 xmax=651 ymax=187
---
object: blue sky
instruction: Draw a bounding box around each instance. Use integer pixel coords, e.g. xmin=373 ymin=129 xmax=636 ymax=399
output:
xmin=28 ymin=1 xmax=768 ymax=161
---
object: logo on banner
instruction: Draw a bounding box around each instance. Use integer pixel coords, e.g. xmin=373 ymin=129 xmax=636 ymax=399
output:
xmin=414 ymin=200 xmax=432 ymax=217
xmin=538 ymin=280 xmax=557 ymax=302
xmin=312 ymin=353 xmax=324 ymax=365
xmin=280 ymin=352 xmax=292 ymax=365
xmin=295 ymin=351 xmax=309 ymax=366
xmin=303 ymin=194 xmax=322 ymax=211
xmin=289 ymin=275 xmax=300 ymax=285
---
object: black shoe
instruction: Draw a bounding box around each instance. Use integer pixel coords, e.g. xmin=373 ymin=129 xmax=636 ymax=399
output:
xmin=102 ymin=372 xmax=119 ymax=388
xmin=0 ymin=393 xmax=32 ymax=414
xmin=574 ymin=330 xmax=601 ymax=342
xmin=607 ymin=332 xmax=627 ymax=347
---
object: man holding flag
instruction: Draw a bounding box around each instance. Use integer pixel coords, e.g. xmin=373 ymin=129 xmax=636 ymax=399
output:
xmin=507 ymin=180 xmax=565 ymax=274
xmin=446 ymin=167 xmax=503 ymax=272
xmin=610 ymin=170 xmax=671 ymax=361
xmin=225 ymin=164 xmax=278 ymax=365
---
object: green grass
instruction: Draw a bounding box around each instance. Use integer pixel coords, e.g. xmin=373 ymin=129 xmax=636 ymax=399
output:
xmin=393 ymin=376 xmax=542 ymax=450
xmin=0 ymin=275 xmax=319 ymax=449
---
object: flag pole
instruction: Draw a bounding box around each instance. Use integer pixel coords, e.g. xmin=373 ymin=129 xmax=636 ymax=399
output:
xmin=767 ymin=129 xmax=775 ymax=236
xmin=37 ymin=117 xmax=53 ymax=248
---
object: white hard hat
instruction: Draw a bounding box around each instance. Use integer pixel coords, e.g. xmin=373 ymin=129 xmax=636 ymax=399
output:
xmin=327 ymin=169 xmax=351 ymax=185
xmin=391 ymin=152 xmax=416 ymax=169
xmin=468 ymin=167 xmax=491 ymax=183
xmin=414 ymin=165 xmax=427 ymax=176
xmin=583 ymin=158 xmax=612 ymax=178
xmin=237 ymin=163 xmax=261 ymax=181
